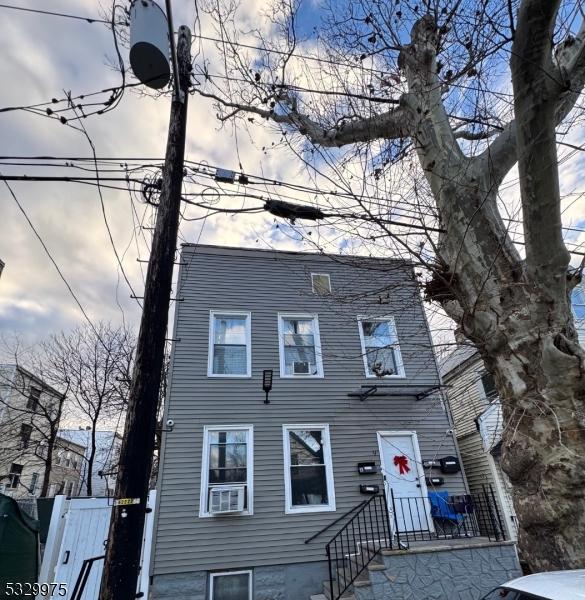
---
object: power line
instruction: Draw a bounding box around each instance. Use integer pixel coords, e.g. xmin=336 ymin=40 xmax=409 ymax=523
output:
xmin=1 ymin=173 xmax=109 ymax=349
xmin=0 ymin=3 xmax=112 ymax=24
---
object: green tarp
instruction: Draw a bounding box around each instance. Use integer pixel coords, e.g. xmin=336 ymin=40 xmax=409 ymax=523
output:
xmin=0 ymin=493 xmax=39 ymax=598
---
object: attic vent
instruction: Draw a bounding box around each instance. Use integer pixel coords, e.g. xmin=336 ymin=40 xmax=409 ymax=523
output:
xmin=209 ymin=485 xmax=245 ymax=514
xmin=311 ymin=273 xmax=331 ymax=295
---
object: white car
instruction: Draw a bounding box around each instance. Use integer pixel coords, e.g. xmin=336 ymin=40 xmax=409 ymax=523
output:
xmin=480 ymin=570 xmax=585 ymax=600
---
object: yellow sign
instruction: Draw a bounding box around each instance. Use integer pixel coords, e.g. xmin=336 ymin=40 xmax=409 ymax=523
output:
xmin=114 ymin=497 xmax=140 ymax=506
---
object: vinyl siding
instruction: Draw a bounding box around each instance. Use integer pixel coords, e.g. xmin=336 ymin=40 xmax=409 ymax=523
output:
xmin=443 ymin=355 xmax=490 ymax=437
xmin=458 ymin=433 xmax=517 ymax=540
xmin=152 ymin=246 xmax=466 ymax=575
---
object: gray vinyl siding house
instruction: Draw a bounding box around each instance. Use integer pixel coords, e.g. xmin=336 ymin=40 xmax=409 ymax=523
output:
xmin=150 ymin=245 xmax=467 ymax=600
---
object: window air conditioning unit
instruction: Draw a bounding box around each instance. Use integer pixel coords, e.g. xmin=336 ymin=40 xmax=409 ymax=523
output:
xmin=209 ymin=485 xmax=245 ymax=515
xmin=293 ymin=361 xmax=310 ymax=375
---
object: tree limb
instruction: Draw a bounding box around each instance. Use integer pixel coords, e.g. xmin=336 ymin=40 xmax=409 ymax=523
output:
xmin=511 ymin=0 xmax=569 ymax=292
xmin=194 ymin=88 xmax=414 ymax=146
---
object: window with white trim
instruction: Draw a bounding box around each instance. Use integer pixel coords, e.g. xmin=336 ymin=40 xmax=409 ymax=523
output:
xmin=357 ymin=317 xmax=405 ymax=378
xmin=278 ymin=314 xmax=324 ymax=377
xmin=200 ymin=426 xmax=253 ymax=517
xmin=282 ymin=425 xmax=335 ymax=513
xmin=311 ymin=273 xmax=331 ymax=295
xmin=209 ymin=571 xmax=252 ymax=600
xmin=208 ymin=312 xmax=251 ymax=377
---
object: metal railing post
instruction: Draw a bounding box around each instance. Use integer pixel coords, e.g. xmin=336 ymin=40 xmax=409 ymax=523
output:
xmin=326 ymin=544 xmax=335 ymax=600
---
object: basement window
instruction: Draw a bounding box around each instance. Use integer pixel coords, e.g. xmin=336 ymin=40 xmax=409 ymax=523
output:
xmin=209 ymin=571 xmax=252 ymax=600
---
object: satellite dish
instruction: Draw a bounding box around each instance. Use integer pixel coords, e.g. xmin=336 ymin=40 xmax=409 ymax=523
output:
xmin=129 ymin=0 xmax=171 ymax=89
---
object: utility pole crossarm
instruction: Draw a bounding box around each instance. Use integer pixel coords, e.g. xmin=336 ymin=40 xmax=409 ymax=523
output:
xmin=99 ymin=25 xmax=192 ymax=600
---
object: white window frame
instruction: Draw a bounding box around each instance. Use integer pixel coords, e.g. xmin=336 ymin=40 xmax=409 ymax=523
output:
xmin=207 ymin=311 xmax=252 ymax=378
xmin=209 ymin=570 xmax=252 ymax=600
xmin=199 ymin=425 xmax=254 ymax=518
xmin=277 ymin=313 xmax=324 ymax=378
xmin=282 ymin=424 xmax=336 ymax=514
xmin=311 ymin=273 xmax=331 ymax=295
xmin=357 ymin=315 xmax=406 ymax=379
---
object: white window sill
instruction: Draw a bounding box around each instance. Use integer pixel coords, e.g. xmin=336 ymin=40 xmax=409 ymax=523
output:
xmin=279 ymin=374 xmax=324 ymax=379
xmin=207 ymin=373 xmax=252 ymax=378
xmin=199 ymin=510 xmax=253 ymax=518
xmin=285 ymin=505 xmax=336 ymax=515
xmin=364 ymin=373 xmax=406 ymax=379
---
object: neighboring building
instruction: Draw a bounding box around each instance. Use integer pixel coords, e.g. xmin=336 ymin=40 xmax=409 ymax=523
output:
xmin=58 ymin=429 xmax=122 ymax=496
xmin=440 ymin=346 xmax=518 ymax=541
xmin=47 ymin=435 xmax=87 ymax=497
xmin=440 ymin=282 xmax=585 ymax=544
xmin=150 ymin=245 xmax=475 ymax=600
xmin=0 ymin=364 xmax=68 ymax=498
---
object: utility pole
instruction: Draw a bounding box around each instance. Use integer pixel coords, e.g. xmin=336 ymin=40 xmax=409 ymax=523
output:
xmin=99 ymin=24 xmax=191 ymax=600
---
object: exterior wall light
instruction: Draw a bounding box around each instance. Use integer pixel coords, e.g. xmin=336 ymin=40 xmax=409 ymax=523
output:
xmin=263 ymin=370 xmax=273 ymax=404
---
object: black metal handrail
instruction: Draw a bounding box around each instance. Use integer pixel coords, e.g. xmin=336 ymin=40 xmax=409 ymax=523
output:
xmin=70 ymin=554 xmax=105 ymax=600
xmin=322 ymin=485 xmax=506 ymax=600
xmin=390 ymin=484 xmax=507 ymax=547
xmin=325 ymin=494 xmax=391 ymax=600
xmin=305 ymin=500 xmax=368 ymax=544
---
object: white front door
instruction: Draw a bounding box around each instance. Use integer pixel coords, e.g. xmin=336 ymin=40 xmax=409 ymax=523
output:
xmin=378 ymin=431 xmax=434 ymax=533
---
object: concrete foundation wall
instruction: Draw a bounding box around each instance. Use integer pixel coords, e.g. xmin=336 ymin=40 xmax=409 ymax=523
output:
xmin=355 ymin=542 xmax=520 ymax=600
xmin=150 ymin=561 xmax=327 ymax=600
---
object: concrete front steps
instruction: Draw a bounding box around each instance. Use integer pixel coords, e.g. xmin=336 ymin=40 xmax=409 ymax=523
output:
xmin=310 ymin=550 xmax=387 ymax=600
xmin=310 ymin=539 xmax=520 ymax=600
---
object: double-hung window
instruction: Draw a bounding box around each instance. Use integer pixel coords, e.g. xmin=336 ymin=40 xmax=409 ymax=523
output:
xmin=200 ymin=426 xmax=253 ymax=517
xmin=278 ymin=314 xmax=324 ymax=377
xmin=357 ymin=316 xmax=405 ymax=378
xmin=208 ymin=312 xmax=251 ymax=377
xmin=282 ymin=424 xmax=335 ymax=513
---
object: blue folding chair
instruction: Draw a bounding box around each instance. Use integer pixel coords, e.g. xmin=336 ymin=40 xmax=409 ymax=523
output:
xmin=428 ymin=491 xmax=469 ymax=537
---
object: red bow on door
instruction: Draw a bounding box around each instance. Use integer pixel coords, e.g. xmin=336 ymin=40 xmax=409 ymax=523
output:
xmin=393 ymin=455 xmax=410 ymax=475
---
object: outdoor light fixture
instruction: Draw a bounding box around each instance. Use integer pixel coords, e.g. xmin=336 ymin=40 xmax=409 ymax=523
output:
xmin=263 ymin=369 xmax=273 ymax=404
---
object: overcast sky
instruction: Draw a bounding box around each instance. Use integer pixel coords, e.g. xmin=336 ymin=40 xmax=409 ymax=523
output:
xmin=1 ymin=1 xmax=584 ymax=353
xmin=0 ymin=0 xmax=313 ymax=347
